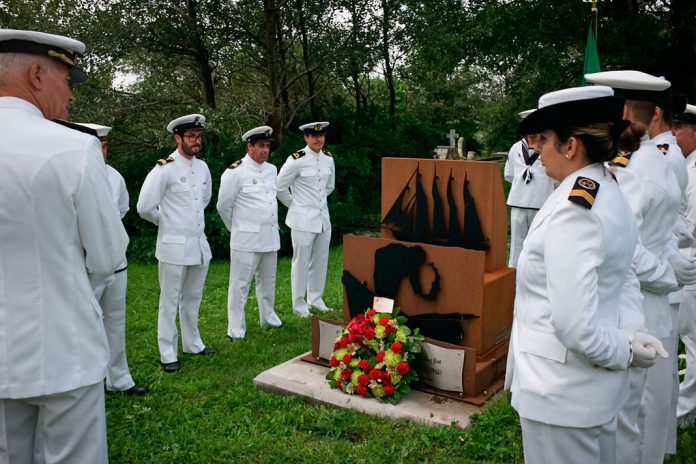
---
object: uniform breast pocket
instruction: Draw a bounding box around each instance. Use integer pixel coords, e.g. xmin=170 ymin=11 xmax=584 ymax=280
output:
xmin=171 ymin=184 xmax=191 ymax=193
xmin=162 ymin=235 xmax=186 ymax=244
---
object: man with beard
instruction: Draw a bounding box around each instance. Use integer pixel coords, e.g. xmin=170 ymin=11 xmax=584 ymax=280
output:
xmin=137 ymin=114 xmax=215 ymax=373
xmin=217 ymin=126 xmax=283 ymax=340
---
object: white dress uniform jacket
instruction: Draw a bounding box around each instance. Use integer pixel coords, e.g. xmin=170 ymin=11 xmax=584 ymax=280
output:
xmin=504 ymin=139 xmax=556 ymax=209
xmin=107 ymin=164 xmax=129 ymax=267
xmin=508 ymin=163 xmax=638 ymax=428
xmin=276 ymin=146 xmax=335 ymax=233
xmin=137 ymin=151 xmax=212 ymax=265
xmin=0 ymin=97 xmax=129 ymax=399
xmin=217 ymin=155 xmax=280 ymax=252
xmin=609 ymin=138 xmax=681 ymax=338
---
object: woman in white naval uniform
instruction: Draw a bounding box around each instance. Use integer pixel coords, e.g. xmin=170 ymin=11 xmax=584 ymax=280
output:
xmin=506 ymin=86 xmax=667 ymax=464
xmin=504 ymin=112 xmax=556 ymax=268
xmin=217 ymin=126 xmax=282 ymax=340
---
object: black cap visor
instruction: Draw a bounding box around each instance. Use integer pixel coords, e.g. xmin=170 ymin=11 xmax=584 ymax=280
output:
xmin=0 ymin=39 xmax=87 ymax=84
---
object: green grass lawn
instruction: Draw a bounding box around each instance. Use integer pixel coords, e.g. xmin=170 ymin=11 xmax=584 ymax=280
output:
xmin=110 ymin=246 xmax=696 ymax=463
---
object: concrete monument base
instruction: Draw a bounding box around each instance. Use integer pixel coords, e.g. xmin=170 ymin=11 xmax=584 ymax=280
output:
xmin=253 ymin=353 xmax=488 ymax=429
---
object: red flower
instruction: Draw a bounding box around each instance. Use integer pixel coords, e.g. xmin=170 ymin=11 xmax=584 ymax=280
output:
xmin=391 ymin=341 xmax=403 ymax=354
xmin=342 ymin=354 xmax=352 ymax=365
xmin=357 ymin=385 xmax=368 ymax=396
xmin=376 ymin=351 xmax=386 ymax=363
xmin=358 ymin=359 xmax=370 ymax=371
xmin=341 ymin=369 xmax=352 ymax=380
xmin=330 ymin=356 xmax=339 ymax=367
xmin=384 ymin=385 xmax=395 ymax=396
xmin=333 ymin=342 xmax=340 ymax=351
xmin=336 ymin=380 xmax=342 ymax=389
xmin=367 ymin=309 xmax=376 ymax=317
xmin=348 ymin=333 xmax=357 ymax=343
xmin=385 ymin=325 xmax=395 ymax=335
xmin=369 ymin=368 xmax=381 ymax=380
xmin=339 ymin=337 xmax=349 ymax=348
xmin=365 ymin=328 xmax=375 ymax=340
xmin=379 ymin=317 xmax=389 ymax=326
xmin=380 ymin=372 xmax=391 ymax=385
xmin=397 ymin=362 xmax=410 ymax=375
xmin=358 ymin=374 xmax=369 ymax=386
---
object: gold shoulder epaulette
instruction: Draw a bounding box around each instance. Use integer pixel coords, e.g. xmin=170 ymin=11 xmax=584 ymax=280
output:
xmin=609 ymin=151 xmax=632 ymax=167
xmin=324 ymin=150 xmax=333 ymax=158
xmin=656 ymin=143 xmax=669 ymax=155
xmin=157 ymin=155 xmax=175 ymax=166
xmin=568 ymin=176 xmax=599 ymax=209
xmin=228 ymin=159 xmax=243 ymax=169
xmin=291 ymin=150 xmax=306 ymax=160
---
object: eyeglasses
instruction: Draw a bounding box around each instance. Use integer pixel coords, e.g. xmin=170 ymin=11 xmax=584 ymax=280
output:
xmin=184 ymin=133 xmax=203 ymax=142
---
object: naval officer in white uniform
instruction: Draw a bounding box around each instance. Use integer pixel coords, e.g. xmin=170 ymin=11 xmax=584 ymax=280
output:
xmin=137 ymin=114 xmax=215 ymax=373
xmin=276 ymin=121 xmax=336 ymax=316
xmin=78 ymin=123 xmax=149 ymax=396
xmin=504 ymin=109 xmax=556 ymax=267
xmin=586 ymin=70 xmax=696 ymax=464
xmin=673 ymin=104 xmax=696 ymax=428
xmin=217 ymin=126 xmax=282 ymax=340
xmin=0 ymin=29 xmax=129 ymax=463
xmin=507 ymin=85 xmax=667 ymax=464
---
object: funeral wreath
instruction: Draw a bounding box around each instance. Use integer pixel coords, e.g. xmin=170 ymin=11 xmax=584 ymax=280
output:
xmin=326 ymin=308 xmax=424 ymax=404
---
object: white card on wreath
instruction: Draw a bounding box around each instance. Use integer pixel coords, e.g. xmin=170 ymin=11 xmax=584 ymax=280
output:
xmin=373 ymin=297 xmax=394 ymax=313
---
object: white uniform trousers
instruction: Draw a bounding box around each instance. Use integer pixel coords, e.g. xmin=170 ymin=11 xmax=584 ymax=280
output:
xmin=616 ymin=367 xmax=649 ymax=464
xmin=93 ymin=269 xmax=135 ymax=392
xmin=227 ymin=250 xmax=281 ymax=339
xmin=0 ymin=382 xmax=107 ymax=464
xmin=508 ymin=207 xmax=538 ymax=268
xmin=157 ymin=261 xmax=208 ymax=363
xmin=290 ymin=228 xmax=331 ymax=315
xmin=521 ymin=416 xmax=617 ymax=464
xmin=678 ymin=290 xmax=696 ymax=425
xmin=640 ymin=305 xmax=679 ymax=463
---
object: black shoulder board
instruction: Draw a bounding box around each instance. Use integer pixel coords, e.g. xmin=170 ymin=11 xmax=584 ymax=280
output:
xmin=324 ymin=150 xmax=333 ymax=158
xmin=291 ymin=150 xmax=306 ymax=160
xmin=656 ymin=143 xmax=669 ymax=155
xmin=608 ymin=151 xmax=633 ymax=167
xmin=228 ymin=159 xmax=243 ymax=169
xmin=568 ymin=176 xmax=599 ymax=209
xmin=157 ymin=155 xmax=175 ymax=166
xmin=51 ymin=119 xmax=98 ymax=137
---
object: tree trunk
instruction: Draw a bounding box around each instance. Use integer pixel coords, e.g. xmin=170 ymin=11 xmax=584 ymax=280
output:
xmin=186 ymin=0 xmax=216 ymax=110
xmin=262 ymin=0 xmax=284 ymax=148
xmin=296 ymin=0 xmax=318 ymax=120
xmin=380 ymin=0 xmax=396 ymax=129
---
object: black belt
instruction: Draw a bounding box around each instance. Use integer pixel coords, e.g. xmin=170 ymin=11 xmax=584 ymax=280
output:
xmin=114 ymin=266 xmax=128 ymax=274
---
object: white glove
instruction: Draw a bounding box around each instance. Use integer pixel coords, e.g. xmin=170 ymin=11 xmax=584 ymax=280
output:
xmin=630 ymin=331 xmax=668 ymax=368
xmin=674 ymin=222 xmax=694 ymax=248
xmin=669 ymin=253 xmax=696 ymax=286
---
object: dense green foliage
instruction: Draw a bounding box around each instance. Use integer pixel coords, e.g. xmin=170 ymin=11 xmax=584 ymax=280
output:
xmin=1 ymin=0 xmax=694 ymax=261
xmin=108 ymin=251 xmax=695 ymax=463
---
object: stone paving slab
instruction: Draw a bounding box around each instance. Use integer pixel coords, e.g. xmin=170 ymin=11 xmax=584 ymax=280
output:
xmin=253 ymin=353 xmax=483 ymax=429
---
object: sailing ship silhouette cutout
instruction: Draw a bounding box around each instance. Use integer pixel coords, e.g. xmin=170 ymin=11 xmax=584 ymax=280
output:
xmin=381 ymin=165 xmax=489 ymax=250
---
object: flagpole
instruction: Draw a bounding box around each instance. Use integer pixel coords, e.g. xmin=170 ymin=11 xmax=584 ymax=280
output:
xmin=591 ymin=0 xmax=598 ymax=41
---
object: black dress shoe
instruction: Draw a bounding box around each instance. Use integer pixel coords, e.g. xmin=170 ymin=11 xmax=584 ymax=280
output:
xmin=160 ymin=360 xmax=181 ymax=373
xmin=226 ymin=335 xmax=243 ymax=342
xmin=190 ymin=347 xmax=215 ymax=355
xmin=124 ymin=383 xmax=150 ymax=396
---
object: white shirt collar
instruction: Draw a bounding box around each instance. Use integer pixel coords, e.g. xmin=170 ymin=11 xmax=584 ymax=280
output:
xmin=0 ymin=96 xmax=44 ymax=117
